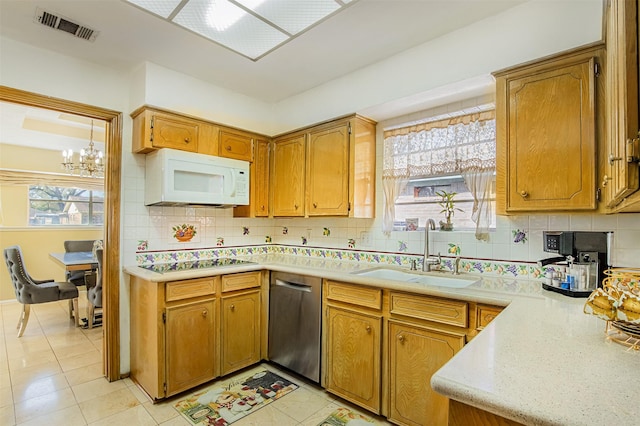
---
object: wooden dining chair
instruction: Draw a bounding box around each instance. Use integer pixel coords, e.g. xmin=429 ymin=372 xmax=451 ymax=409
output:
xmin=86 ymin=248 xmax=103 ymax=328
xmin=3 ymin=245 xmax=79 ymax=337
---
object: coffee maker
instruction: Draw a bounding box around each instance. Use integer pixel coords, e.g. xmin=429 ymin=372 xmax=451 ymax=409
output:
xmin=538 ymin=231 xmax=613 ymax=297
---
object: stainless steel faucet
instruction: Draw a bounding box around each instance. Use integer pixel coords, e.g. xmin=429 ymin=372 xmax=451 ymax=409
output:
xmin=453 ymin=256 xmax=461 ymax=275
xmin=422 ymin=219 xmax=440 ymax=272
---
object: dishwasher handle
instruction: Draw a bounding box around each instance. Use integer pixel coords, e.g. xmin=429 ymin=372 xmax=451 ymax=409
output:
xmin=275 ymin=279 xmax=312 ymax=293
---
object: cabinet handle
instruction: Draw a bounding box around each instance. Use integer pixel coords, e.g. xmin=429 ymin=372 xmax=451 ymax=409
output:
xmin=609 ymin=153 xmax=623 ymax=165
xmin=230 ymin=304 xmax=235 ymax=311
xmin=398 ymin=335 xmax=405 ymax=343
xmin=185 ymin=138 xmax=190 ymax=144
xmin=226 ymin=145 xmax=232 ymax=151
xmin=520 ymin=190 xmax=529 ymax=198
xmin=261 ymin=205 xmax=265 ymax=211
xmin=313 ymin=202 xmax=318 ymax=208
xmin=365 ymin=325 xmax=371 ymax=333
xmin=602 ymin=175 xmax=612 ymax=187
xmin=294 ymin=204 xmax=299 ymax=210
xmin=202 ymin=309 xmax=207 ymax=317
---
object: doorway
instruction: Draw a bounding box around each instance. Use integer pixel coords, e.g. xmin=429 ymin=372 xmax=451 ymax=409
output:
xmin=0 ymin=85 xmax=122 ymax=381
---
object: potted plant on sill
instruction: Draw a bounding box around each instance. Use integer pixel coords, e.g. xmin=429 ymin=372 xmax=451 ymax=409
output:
xmin=436 ymin=190 xmax=463 ymax=231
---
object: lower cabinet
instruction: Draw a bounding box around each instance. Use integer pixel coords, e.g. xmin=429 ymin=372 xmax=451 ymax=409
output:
xmin=166 ymin=299 xmax=216 ymax=396
xmin=326 ymin=306 xmax=381 ymax=413
xmin=388 ymin=321 xmax=465 ymax=426
xmin=129 ymin=271 xmax=263 ymax=400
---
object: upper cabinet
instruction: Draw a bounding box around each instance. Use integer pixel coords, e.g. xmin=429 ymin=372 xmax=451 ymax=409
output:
xmin=234 ymin=138 xmax=270 ymax=218
xmin=271 ymin=115 xmax=376 ymax=218
xmin=604 ymin=0 xmax=640 ymax=212
xmin=219 ymin=129 xmax=253 ymax=162
xmin=494 ymin=44 xmax=604 ymax=213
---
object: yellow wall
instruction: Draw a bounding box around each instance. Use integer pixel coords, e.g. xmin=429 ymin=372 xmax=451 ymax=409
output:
xmin=0 ymin=143 xmax=103 ymax=301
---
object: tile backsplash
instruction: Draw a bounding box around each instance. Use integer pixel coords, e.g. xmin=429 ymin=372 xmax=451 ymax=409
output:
xmin=123 ymin=202 xmax=640 ymax=269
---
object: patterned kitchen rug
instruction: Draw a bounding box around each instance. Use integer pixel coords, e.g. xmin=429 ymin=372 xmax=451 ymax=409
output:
xmin=173 ymin=369 xmax=298 ymax=425
xmin=317 ymin=407 xmax=376 ymax=426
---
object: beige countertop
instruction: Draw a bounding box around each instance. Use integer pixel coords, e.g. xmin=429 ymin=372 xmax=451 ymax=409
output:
xmin=124 ymin=254 xmax=639 ymax=425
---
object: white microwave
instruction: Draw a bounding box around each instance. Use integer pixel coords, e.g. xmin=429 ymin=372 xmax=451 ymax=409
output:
xmin=144 ymin=148 xmax=249 ymax=207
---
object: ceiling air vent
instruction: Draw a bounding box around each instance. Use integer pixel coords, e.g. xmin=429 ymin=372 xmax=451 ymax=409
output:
xmin=33 ymin=7 xmax=99 ymax=42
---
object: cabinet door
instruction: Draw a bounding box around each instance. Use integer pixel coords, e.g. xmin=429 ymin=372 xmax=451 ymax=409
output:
xmin=326 ymin=306 xmax=381 ymax=413
xmin=605 ymin=0 xmax=639 ymax=207
xmin=221 ymin=291 xmax=261 ymax=376
xmin=152 ymin=113 xmax=199 ymax=152
xmin=254 ymin=139 xmax=270 ymax=216
xmin=499 ymin=55 xmax=597 ymax=211
xmin=165 ymin=299 xmax=216 ymax=396
xmin=219 ymin=129 xmax=253 ymax=161
xmin=388 ymin=321 xmax=465 ymax=426
xmin=307 ymin=123 xmax=350 ymax=216
xmin=272 ymin=135 xmax=305 ymax=216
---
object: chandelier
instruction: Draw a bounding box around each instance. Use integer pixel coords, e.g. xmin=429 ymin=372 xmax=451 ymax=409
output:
xmin=61 ymin=120 xmax=104 ymax=178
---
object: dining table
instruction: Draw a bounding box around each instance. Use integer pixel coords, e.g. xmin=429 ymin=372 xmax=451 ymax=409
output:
xmin=49 ymin=251 xmax=98 ymax=273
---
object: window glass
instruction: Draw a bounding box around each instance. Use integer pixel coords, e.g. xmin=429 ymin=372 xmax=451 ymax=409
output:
xmin=28 ymin=185 xmax=104 ymax=226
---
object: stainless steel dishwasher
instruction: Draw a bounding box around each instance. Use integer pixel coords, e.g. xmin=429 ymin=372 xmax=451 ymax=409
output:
xmin=268 ymin=271 xmax=322 ymax=383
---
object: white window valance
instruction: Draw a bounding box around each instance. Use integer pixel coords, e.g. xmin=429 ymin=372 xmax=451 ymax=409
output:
xmin=0 ymin=168 xmax=104 ymax=191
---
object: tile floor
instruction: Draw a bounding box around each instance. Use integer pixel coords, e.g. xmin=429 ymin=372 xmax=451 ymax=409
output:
xmin=0 ymin=296 xmax=392 ymax=425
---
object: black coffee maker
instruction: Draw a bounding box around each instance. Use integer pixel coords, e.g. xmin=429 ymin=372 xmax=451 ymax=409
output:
xmin=538 ymin=231 xmax=613 ymax=297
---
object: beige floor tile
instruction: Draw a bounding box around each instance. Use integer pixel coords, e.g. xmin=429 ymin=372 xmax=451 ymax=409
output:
xmin=0 ymin=384 xmax=13 ymax=409
xmin=72 ymin=376 xmax=127 ymax=403
xmin=9 ymin=360 xmax=63 ymax=388
xmin=58 ymin=350 xmax=102 ymax=372
xmin=0 ymin=402 xmax=15 ymax=426
xmin=16 ymin=404 xmax=87 ymax=426
xmin=12 ymin=372 xmax=69 ymax=403
xmin=234 ymin=404 xmax=299 ymax=426
xmin=159 ymin=415 xmax=191 ymax=425
xmin=299 ymin=401 xmax=341 ymax=425
xmin=7 ymin=349 xmax=58 ymax=372
xmin=129 ymin=381 xmax=153 ymax=404
xmin=143 ymin=400 xmax=181 ymax=424
xmin=64 ymin=362 xmax=104 ymax=387
xmin=13 ymin=386 xmax=77 ymax=424
xmin=88 ymin=404 xmax=155 ymax=426
xmin=52 ymin=342 xmax=97 ymax=360
xmin=271 ymin=386 xmax=336 ymax=422
xmin=78 ymin=387 xmax=140 ymax=424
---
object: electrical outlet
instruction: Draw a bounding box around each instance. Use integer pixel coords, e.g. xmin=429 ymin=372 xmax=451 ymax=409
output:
xmin=360 ymin=231 xmax=371 ymax=246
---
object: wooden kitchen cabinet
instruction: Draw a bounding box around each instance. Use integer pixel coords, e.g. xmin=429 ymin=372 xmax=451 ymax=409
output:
xmin=234 ymin=138 xmax=270 ymax=218
xmin=324 ymin=281 xmax=382 ymax=414
xmin=388 ymin=320 xmax=464 ymax=426
xmin=165 ymin=298 xmax=216 ymax=396
xmin=129 ymin=271 xmax=264 ymax=400
xmin=131 ymin=107 xmax=200 ymax=154
xmin=271 ymin=114 xmax=376 ymax=218
xmin=129 ymin=276 xmax=218 ymax=400
xmin=272 ymin=134 xmax=306 ymax=216
xmin=219 ymin=128 xmax=253 ymax=162
xmin=494 ymin=44 xmax=604 ymax=213
xmin=604 ymin=0 xmax=640 ymax=212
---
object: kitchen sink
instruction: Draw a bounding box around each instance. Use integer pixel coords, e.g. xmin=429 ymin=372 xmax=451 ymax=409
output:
xmin=351 ymin=267 xmax=479 ymax=288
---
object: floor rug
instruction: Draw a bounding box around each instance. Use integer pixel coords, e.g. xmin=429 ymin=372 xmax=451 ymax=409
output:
xmin=174 ymin=369 xmax=298 ymax=425
xmin=317 ymin=407 xmax=376 ymax=426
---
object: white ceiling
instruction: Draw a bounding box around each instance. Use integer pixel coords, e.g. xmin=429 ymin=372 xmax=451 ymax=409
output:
xmin=0 ymin=0 xmax=525 ymax=103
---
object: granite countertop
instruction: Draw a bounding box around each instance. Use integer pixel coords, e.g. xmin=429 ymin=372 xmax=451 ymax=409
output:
xmin=123 ymin=254 xmax=639 ymax=426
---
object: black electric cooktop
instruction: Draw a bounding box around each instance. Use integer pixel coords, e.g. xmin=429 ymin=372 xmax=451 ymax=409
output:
xmin=140 ymin=258 xmax=255 ymax=274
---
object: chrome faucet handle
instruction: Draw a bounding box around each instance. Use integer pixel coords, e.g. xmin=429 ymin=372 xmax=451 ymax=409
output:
xmin=436 ymin=252 xmax=442 ymax=263
xmin=410 ymin=259 xmax=417 ymax=271
xmin=453 ymin=256 xmax=461 ymax=275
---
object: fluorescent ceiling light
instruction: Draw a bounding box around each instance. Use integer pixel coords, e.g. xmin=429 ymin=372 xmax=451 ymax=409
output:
xmin=125 ymin=0 xmax=357 ymax=61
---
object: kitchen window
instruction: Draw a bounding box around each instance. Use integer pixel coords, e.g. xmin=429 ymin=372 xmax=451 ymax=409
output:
xmin=383 ymin=110 xmax=496 ymax=240
xmin=28 ymin=185 xmax=104 ymax=226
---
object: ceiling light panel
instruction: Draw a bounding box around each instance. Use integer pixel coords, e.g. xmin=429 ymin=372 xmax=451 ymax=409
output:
xmin=124 ymin=0 xmax=355 ymax=60
xmin=127 ymin=0 xmax=183 ymax=19
xmin=235 ymin=0 xmax=340 ymax=35
xmin=174 ymin=0 xmax=288 ymax=59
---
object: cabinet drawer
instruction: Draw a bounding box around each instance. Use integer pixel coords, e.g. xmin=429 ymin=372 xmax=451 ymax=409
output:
xmin=390 ymin=293 xmax=468 ymax=328
xmin=476 ymin=305 xmax=503 ymax=330
xmin=166 ymin=278 xmax=215 ymax=302
xmin=219 ymin=130 xmax=253 ymax=161
xmin=326 ymin=281 xmax=382 ymax=310
xmin=221 ymin=272 xmax=261 ymax=293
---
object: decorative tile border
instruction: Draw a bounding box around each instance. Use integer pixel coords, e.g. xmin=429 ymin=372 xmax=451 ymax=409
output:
xmin=135 ymin=244 xmax=550 ymax=281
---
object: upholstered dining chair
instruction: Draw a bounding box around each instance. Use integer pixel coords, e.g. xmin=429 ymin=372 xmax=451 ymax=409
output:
xmin=86 ymin=248 xmax=103 ymax=329
xmin=63 ymin=240 xmax=97 ymax=288
xmin=3 ymin=245 xmax=79 ymax=337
